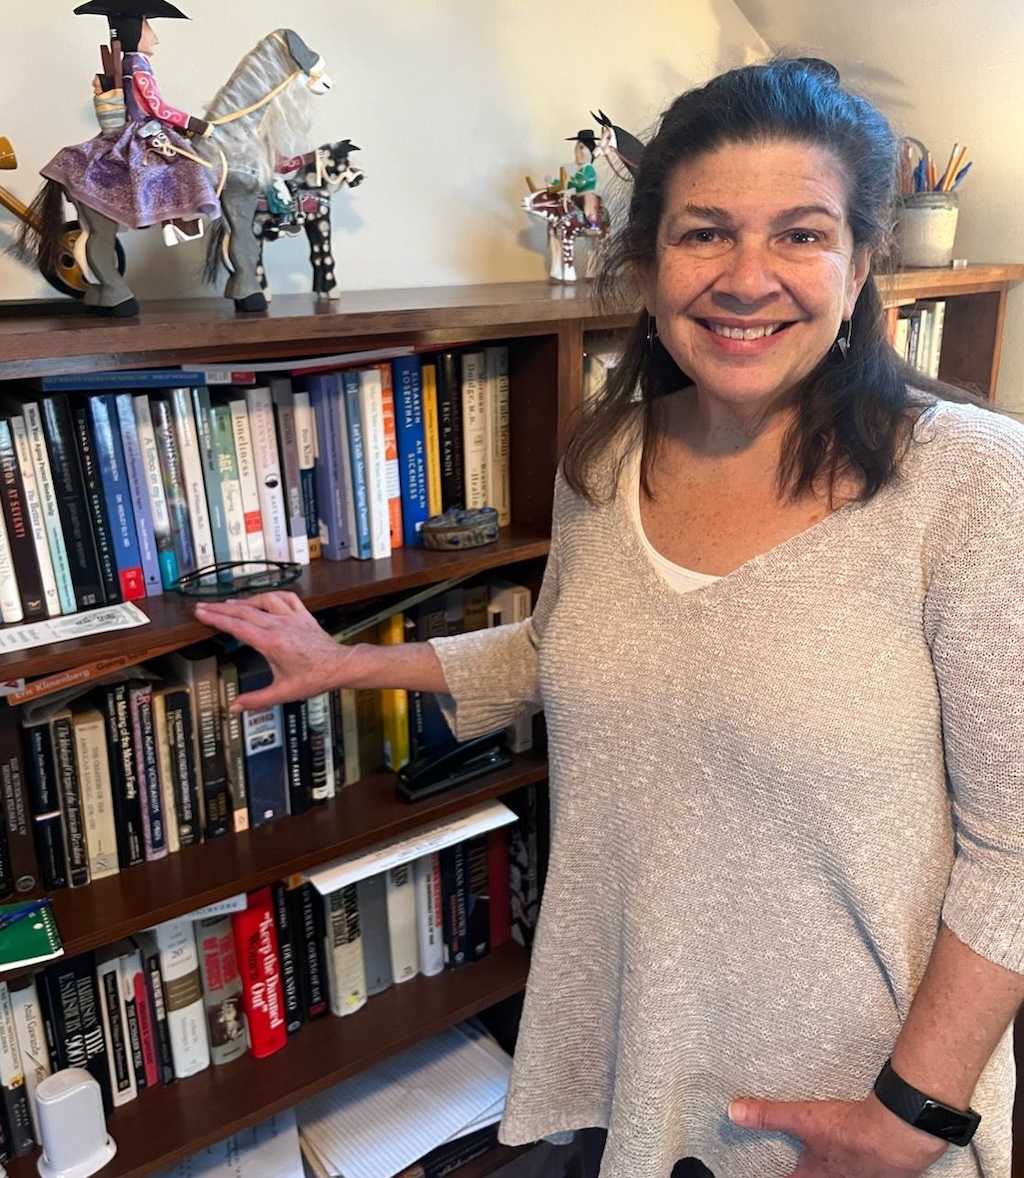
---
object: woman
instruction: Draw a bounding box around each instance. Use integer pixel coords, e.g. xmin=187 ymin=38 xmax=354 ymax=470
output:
xmin=195 ymin=60 xmax=1024 ymax=1178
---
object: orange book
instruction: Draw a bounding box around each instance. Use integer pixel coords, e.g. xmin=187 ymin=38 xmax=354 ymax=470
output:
xmin=376 ymin=363 xmax=404 ymax=550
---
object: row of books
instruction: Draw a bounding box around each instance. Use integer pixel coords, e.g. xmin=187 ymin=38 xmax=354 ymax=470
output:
xmin=0 ymin=795 xmax=540 ymax=1162
xmin=887 ymin=298 xmax=947 ymax=378
xmin=0 ymin=343 xmax=511 ymax=623
xmin=0 ymin=577 xmax=533 ymax=899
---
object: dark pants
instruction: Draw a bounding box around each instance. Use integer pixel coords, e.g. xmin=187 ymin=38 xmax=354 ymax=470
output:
xmin=579 ymin=1128 xmax=714 ymax=1178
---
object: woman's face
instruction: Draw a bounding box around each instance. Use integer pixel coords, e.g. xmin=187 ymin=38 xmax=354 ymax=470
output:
xmin=637 ymin=138 xmax=872 ymax=417
xmin=138 ymin=19 xmax=159 ymax=55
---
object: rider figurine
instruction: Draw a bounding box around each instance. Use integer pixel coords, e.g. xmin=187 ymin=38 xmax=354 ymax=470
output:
xmin=41 ymin=0 xmax=220 ymax=256
xmin=564 ymin=129 xmax=601 ymax=229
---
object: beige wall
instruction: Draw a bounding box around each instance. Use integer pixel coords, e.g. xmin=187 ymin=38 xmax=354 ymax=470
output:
xmin=732 ymin=0 xmax=1024 ymax=415
xmin=0 ymin=0 xmax=767 ymax=304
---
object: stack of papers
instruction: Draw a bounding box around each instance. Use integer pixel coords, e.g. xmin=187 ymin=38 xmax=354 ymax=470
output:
xmin=153 ymin=1109 xmax=304 ymax=1178
xmin=296 ymin=1021 xmax=511 ymax=1178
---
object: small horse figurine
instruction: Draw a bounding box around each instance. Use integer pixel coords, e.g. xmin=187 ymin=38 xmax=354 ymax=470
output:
xmin=207 ymin=138 xmax=363 ymax=301
xmin=22 ymin=28 xmax=332 ymax=315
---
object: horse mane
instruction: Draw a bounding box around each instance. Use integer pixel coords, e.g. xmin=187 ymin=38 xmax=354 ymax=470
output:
xmin=201 ymin=29 xmax=315 ymax=185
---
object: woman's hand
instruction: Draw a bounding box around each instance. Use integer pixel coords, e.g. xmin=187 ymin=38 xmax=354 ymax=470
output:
xmin=194 ymin=592 xmax=350 ymax=711
xmin=728 ymin=1095 xmax=948 ymax=1177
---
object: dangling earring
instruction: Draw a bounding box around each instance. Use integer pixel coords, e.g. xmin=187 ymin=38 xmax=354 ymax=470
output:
xmin=646 ymin=312 xmax=658 ymax=348
xmin=832 ymin=320 xmax=852 ymax=359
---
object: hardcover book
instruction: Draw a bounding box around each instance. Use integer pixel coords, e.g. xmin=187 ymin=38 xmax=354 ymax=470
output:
xmin=391 ymin=355 xmax=429 ymax=546
xmin=131 ymin=392 xmax=180 ymax=590
xmin=237 ymin=651 xmax=288 ymax=827
xmin=270 ymin=880 xmax=304 ymax=1036
xmin=113 ymin=392 xmax=163 ymax=596
xmin=0 ymin=980 xmax=35 ymax=1156
xmin=0 ymin=706 xmax=40 ymax=899
xmin=71 ymin=702 xmax=119 ymax=881
xmin=149 ymin=917 xmax=210 ymax=1079
xmin=301 ymin=372 xmax=352 ymax=561
xmin=413 ymin=852 xmax=444 ymax=978
xmin=95 ymin=944 xmax=137 ymax=1107
xmin=3 ymin=413 xmax=59 ymax=618
xmin=232 ymin=887 xmax=287 ymax=1058
xmin=322 ymin=883 xmax=367 ymax=1017
xmin=0 ymin=416 xmax=46 ymax=621
xmin=355 ymin=873 xmax=392 ymax=996
xmin=69 ymin=394 xmax=122 ymax=606
xmin=96 ymin=681 xmax=146 ymax=870
xmin=196 ymin=914 xmax=247 ymax=1066
xmin=8 ymin=975 xmax=51 ymax=1138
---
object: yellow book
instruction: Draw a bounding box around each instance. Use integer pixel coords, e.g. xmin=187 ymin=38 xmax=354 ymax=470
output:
xmin=421 ymin=361 xmax=443 ymax=517
xmin=376 ymin=614 xmax=410 ymax=771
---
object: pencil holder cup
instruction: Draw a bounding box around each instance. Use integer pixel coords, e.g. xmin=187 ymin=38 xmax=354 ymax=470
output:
xmin=895 ymin=192 xmax=959 ymax=267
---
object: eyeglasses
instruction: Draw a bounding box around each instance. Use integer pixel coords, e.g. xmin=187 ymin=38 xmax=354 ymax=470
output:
xmin=172 ymin=561 xmax=302 ymax=599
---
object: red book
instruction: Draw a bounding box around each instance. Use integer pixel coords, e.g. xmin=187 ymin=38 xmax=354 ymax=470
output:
xmin=487 ymin=827 xmax=511 ymax=950
xmin=132 ymin=967 xmax=161 ymax=1088
xmin=232 ymin=886 xmax=288 ymax=1058
xmin=376 ymin=363 xmax=404 ymax=550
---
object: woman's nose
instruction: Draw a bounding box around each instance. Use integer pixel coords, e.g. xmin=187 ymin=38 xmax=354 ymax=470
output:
xmin=715 ymin=239 xmax=780 ymax=304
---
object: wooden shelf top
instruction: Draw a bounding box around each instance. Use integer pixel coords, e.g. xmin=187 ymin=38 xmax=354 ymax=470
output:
xmin=877 ymin=262 xmax=1024 ymax=302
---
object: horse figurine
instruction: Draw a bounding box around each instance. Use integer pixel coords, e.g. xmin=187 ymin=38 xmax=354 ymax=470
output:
xmin=21 ymin=28 xmax=332 ymax=315
xmin=207 ymin=138 xmax=364 ymax=302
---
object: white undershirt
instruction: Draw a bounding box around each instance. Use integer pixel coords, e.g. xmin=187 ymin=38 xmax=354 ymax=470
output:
xmin=627 ymin=448 xmax=721 ymax=594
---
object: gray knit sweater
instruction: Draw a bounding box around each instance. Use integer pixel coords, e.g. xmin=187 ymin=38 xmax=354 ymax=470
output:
xmin=431 ymin=401 xmax=1024 ymax=1178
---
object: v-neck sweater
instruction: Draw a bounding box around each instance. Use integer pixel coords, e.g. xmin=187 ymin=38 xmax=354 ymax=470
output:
xmin=430 ymin=400 xmax=1024 ymax=1178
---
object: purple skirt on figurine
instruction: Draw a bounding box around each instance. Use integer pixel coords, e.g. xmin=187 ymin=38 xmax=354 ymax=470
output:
xmin=41 ymin=121 xmax=221 ymax=230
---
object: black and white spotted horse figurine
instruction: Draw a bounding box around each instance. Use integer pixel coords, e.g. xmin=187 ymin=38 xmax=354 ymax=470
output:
xmin=253 ymin=139 xmax=364 ymax=300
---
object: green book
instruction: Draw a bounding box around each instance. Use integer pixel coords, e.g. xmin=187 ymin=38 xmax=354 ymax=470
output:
xmin=0 ymin=902 xmax=63 ymax=971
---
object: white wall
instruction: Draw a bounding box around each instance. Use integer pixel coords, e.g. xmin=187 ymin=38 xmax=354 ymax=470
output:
xmin=0 ymin=0 xmax=767 ymax=305
xmin=732 ymin=0 xmax=1024 ymax=415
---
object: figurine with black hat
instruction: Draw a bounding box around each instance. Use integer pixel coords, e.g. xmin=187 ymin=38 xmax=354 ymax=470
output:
xmin=565 ymin=128 xmax=600 ymax=228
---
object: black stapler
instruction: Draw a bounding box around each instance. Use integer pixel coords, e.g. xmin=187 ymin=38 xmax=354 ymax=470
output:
xmin=396 ymin=732 xmax=512 ymax=802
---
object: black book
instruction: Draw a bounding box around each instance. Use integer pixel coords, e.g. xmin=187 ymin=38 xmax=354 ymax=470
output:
xmin=271 ymin=880 xmax=304 ymax=1035
xmin=128 ymin=681 xmax=167 ymax=861
xmin=38 ymin=394 xmax=105 ymax=609
xmin=435 ymin=350 xmax=465 ymax=510
xmin=464 ymin=833 xmax=491 ymax=962
xmin=68 ymin=395 xmax=121 ymax=606
xmin=50 ymin=709 xmax=89 ymax=888
xmin=0 ymin=706 xmax=41 ymax=899
xmin=133 ymin=930 xmax=175 ymax=1085
xmin=96 ymin=682 xmax=145 ymax=869
xmin=153 ymin=680 xmax=201 ymax=848
xmin=36 ymin=951 xmax=112 ymax=1113
xmin=19 ymin=714 xmax=68 ymax=891
xmin=403 ymin=1124 xmax=500 ymax=1178
xmin=282 ymin=698 xmax=312 ymax=816
xmin=439 ymin=842 xmax=469 ymax=969
xmin=0 ymin=417 xmax=45 ymax=621
xmin=288 ymin=880 xmax=328 ymax=1021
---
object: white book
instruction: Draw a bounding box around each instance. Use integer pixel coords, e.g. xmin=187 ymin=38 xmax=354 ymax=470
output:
xmin=385 ymin=862 xmax=419 ymax=983
xmin=8 ymin=976 xmax=52 ymax=1138
xmin=460 ymin=350 xmax=489 ymax=510
xmin=306 ymin=692 xmax=335 ymax=802
xmin=413 ymin=853 xmax=445 ymax=977
xmin=95 ymin=947 xmax=137 ymax=1107
xmin=244 ymin=385 xmax=290 ymax=562
xmin=20 ymin=400 xmax=76 ymax=615
xmin=72 ymin=703 xmax=120 ymax=880
xmin=151 ymin=684 xmax=181 ymax=855
xmin=164 ymin=388 xmax=216 ymax=570
xmin=270 ymin=378 xmax=310 ymax=565
xmin=0 ymin=498 xmax=22 ymax=622
xmin=223 ymin=394 xmax=267 ymax=563
xmin=9 ymin=414 xmax=61 ymax=616
xmin=485 ymin=345 xmax=511 ymax=525
xmin=132 ymin=393 xmax=176 ymax=589
xmin=208 ymin=403 xmax=248 ymax=564
xmin=292 ymin=388 xmax=318 ymax=558
xmin=322 ymin=884 xmax=367 ymax=1017
xmin=356 ymin=368 xmax=391 ymax=560
xmin=917 ymin=298 xmax=947 ymax=379
xmin=0 ymin=980 xmax=33 ymax=1152
xmin=150 ymin=916 xmax=211 ymax=1078
xmin=892 ymin=316 xmax=911 ymax=362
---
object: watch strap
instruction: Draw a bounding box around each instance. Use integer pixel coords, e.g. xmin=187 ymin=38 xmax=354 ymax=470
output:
xmin=873 ymin=1059 xmax=981 ymax=1148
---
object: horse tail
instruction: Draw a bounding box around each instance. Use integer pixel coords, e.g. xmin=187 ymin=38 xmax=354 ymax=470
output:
xmin=13 ymin=179 xmax=66 ymax=270
xmin=204 ymin=218 xmax=227 ymax=285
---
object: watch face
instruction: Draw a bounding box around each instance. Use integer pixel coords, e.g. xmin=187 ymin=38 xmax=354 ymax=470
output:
xmin=917 ymin=1100 xmax=980 ymax=1146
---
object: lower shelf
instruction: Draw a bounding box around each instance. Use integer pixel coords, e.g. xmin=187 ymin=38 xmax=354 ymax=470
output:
xmin=7 ymin=941 xmax=530 ymax=1178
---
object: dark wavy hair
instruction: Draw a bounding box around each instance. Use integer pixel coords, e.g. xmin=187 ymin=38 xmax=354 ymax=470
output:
xmin=562 ymin=58 xmax=972 ymax=504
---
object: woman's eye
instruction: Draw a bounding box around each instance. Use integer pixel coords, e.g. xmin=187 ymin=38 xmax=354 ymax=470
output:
xmin=686 ymin=228 xmax=723 ymax=244
xmin=786 ymin=229 xmax=821 ymax=244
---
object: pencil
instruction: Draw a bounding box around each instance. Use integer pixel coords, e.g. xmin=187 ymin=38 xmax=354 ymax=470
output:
xmin=937 ymin=143 xmax=960 ymax=192
xmin=942 ymin=145 xmax=969 ymax=192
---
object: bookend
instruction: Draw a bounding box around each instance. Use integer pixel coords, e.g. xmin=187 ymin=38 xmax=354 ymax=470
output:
xmin=35 ymin=1067 xmax=116 ymax=1178
xmin=396 ymin=732 xmax=512 ymax=802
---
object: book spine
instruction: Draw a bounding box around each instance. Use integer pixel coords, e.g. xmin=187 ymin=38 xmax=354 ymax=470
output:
xmin=0 ymin=503 xmax=21 ymax=623
xmin=96 ymin=952 xmax=136 ymax=1107
xmin=282 ymin=698 xmax=312 ymax=816
xmin=51 ymin=712 xmax=90 ymax=888
xmin=435 ymin=351 xmax=465 ymax=511
xmin=20 ymin=719 xmax=68 ymax=892
xmin=7 ymin=414 xmax=60 ymax=617
xmin=356 ymin=368 xmax=392 ymax=559
xmin=131 ymin=954 xmax=161 ymax=1088
xmin=377 ymin=363 xmax=404 ymax=550
xmin=377 ymin=612 xmax=410 ymax=770
xmin=151 ymin=918 xmax=210 ymax=1079
xmin=439 ymin=842 xmax=469 ymax=968
xmin=486 ymin=344 xmax=511 ymax=525
xmin=119 ymin=949 xmax=146 ymax=1089
xmin=72 ymin=953 xmax=113 ymax=1112
xmin=136 ymin=935 xmax=175 ymax=1085
xmin=0 ymin=417 xmax=45 ymax=620
xmin=34 ymin=964 xmax=74 ymax=1074
xmin=132 ymin=393 xmax=179 ymax=590
xmin=85 ymin=394 xmax=146 ymax=601
xmin=340 ymin=370 xmax=372 ymax=559
xmin=413 ymin=852 xmax=444 ymax=977
xmin=72 ymin=705 xmax=119 ymax=881
xmin=487 ymin=826 xmax=512 ymax=949
xmin=161 ymin=686 xmax=201 ymax=848
xmin=150 ymin=689 xmax=180 ymax=855
xmin=113 ymin=393 xmax=163 ymax=596
xmin=69 ymin=396 xmax=121 ymax=605
xmin=196 ymin=914 xmax=247 ymax=1066
xmin=0 ymin=708 xmax=40 ymax=898
xmin=0 ymin=981 xmax=35 ymax=1156
xmin=271 ymin=880 xmax=303 ymax=1035
xmin=218 ymin=661 xmax=249 ymax=833
xmin=190 ymin=387 xmax=233 ymax=570
xmin=191 ymin=657 xmax=231 ymax=841
xmin=244 ymin=385 xmax=289 ymax=562
xmin=306 ymin=692 xmax=332 ymax=804
xmin=391 ymin=356 xmax=429 ymax=545
xmin=129 ymin=684 xmax=168 ymax=861
xmin=209 ymin=403 xmax=249 ymax=564
xmin=459 ymin=350 xmax=490 ymax=510
xmin=464 ymin=832 xmax=491 ymax=961
xmin=292 ymin=388 xmax=321 ymax=559
xmin=303 ymin=374 xmax=351 ymax=561
xmin=289 ymin=880 xmax=328 ymax=1021
xmin=323 ymin=883 xmax=367 ymax=1016
xmin=149 ymin=394 xmax=197 ymax=579
xmin=238 ymin=657 xmax=288 ymax=827
xmin=420 ymin=360 xmax=443 ymax=517
xmin=356 ymin=872 xmax=393 ymax=996
xmin=21 ymin=401 xmax=76 ymax=614
xmin=231 ymin=887 xmax=287 ymax=1058
xmin=8 ymin=976 xmax=52 ymax=1139
xmin=223 ymin=395 xmax=267 ymax=562
xmin=270 ymin=378 xmax=311 ymax=565
xmin=385 ymin=862 xmax=419 ymax=983
xmin=327 ymin=688 xmax=344 ymax=798
xmin=167 ymin=387 xmax=216 ymax=571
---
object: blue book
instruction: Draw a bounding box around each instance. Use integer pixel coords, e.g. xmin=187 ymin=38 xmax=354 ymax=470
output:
xmin=391 ymin=356 xmax=429 ymax=546
xmin=236 ymin=651 xmax=289 ymax=827
xmin=341 ymin=370 xmax=372 ymax=560
xmin=301 ymin=374 xmax=351 ymax=561
xmin=85 ymin=395 xmax=145 ymax=601
xmin=113 ymin=393 xmax=163 ymax=596
xmin=190 ymin=387 xmax=233 ymax=572
xmin=149 ymin=396 xmax=197 ymax=579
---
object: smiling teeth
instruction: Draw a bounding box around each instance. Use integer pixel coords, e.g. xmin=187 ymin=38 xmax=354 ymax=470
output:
xmin=709 ymin=323 xmax=781 ymax=340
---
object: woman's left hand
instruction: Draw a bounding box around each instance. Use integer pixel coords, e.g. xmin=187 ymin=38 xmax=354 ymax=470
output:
xmin=728 ymin=1095 xmax=949 ymax=1177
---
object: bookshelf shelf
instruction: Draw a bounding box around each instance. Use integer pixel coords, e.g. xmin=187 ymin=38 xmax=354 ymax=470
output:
xmin=4 ymin=941 xmax=531 ymax=1178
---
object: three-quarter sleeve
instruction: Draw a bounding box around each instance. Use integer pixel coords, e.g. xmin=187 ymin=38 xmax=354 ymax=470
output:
xmin=132 ymin=69 xmax=193 ymax=129
xmin=926 ymin=423 xmax=1024 ymax=972
xmin=429 ymin=492 xmax=562 ymax=743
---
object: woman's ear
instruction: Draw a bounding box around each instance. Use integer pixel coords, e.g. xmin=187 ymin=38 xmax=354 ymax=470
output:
xmin=634 ymin=263 xmax=656 ymax=316
xmin=844 ymin=245 xmax=875 ymax=319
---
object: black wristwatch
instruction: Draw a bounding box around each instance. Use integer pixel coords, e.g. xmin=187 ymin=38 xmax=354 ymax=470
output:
xmin=873 ymin=1059 xmax=981 ymax=1147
